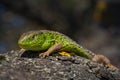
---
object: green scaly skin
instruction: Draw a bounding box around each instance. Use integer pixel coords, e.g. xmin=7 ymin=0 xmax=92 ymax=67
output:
xmin=18 ymin=30 xmax=94 ymax=59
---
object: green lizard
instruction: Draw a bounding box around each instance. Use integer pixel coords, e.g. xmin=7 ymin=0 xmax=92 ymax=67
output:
xmin=18 ymin=30 xmax=118 ymax=69
xmin=18 ymin=30 xmax=94 ymax=59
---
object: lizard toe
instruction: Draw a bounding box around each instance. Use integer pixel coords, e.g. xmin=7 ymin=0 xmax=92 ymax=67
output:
xmin=39 ymin=52 xmax=50 ymax=58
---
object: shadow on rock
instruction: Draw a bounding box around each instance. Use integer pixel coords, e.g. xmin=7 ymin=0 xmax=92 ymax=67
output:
xmin=20 ymin=50 xmax=42 ymax=58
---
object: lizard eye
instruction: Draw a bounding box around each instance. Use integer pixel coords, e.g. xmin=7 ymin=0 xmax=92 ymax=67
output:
xmin=30 ymin=35 xmax=36 ymax=41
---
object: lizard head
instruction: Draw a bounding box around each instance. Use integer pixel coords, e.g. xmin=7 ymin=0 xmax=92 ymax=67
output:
xmin=18 ymin=31 xmax=45 ymax=51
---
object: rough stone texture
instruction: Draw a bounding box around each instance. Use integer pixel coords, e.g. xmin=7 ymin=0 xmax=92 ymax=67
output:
xmin=0 ymin=50 xmax=120 ymax=80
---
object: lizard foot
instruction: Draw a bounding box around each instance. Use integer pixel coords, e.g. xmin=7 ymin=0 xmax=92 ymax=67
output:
xmin=39 ymin=52 xmax=50 ymax=58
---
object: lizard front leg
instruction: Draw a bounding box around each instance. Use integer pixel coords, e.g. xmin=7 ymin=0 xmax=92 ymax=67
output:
xmin=39 ymin=43 xmax=62 ymax=58
xmin=19 ymin=48 xmax=26 ymax=53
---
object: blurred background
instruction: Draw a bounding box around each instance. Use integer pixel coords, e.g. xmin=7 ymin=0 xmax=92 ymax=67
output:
xmin=0 ymin=0 xmax=120 ymax=68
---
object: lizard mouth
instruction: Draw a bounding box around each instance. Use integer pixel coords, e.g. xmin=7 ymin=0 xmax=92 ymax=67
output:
xmin=18 ymin=41 xmax=41 ymax=51
xmin=18 ymin=42 xmax=28 ymax=48
xmin=18 ymin=41 xmax=30 ymax=48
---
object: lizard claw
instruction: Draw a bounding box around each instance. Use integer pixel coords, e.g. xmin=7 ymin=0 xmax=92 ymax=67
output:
xmin=39 ymin=52 xmax=50 ymax=58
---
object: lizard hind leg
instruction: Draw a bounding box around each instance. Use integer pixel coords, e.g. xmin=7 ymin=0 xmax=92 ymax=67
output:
xmin=92 ymin=54 xmax=118 ymax=70
xmin=39 ymin=43 xmax=62 ymax=58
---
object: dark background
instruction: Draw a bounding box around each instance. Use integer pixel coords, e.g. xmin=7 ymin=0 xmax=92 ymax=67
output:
xmin=0 ymin=0 xmax=120 ymax=68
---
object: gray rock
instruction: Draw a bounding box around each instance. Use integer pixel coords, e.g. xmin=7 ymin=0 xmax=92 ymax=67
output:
xmin=0 ymin=50 xmax=120 ymax=80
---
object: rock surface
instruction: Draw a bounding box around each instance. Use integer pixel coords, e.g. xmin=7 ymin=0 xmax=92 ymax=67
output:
xmin=0 ymin=50 xmax=120 ymax=80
